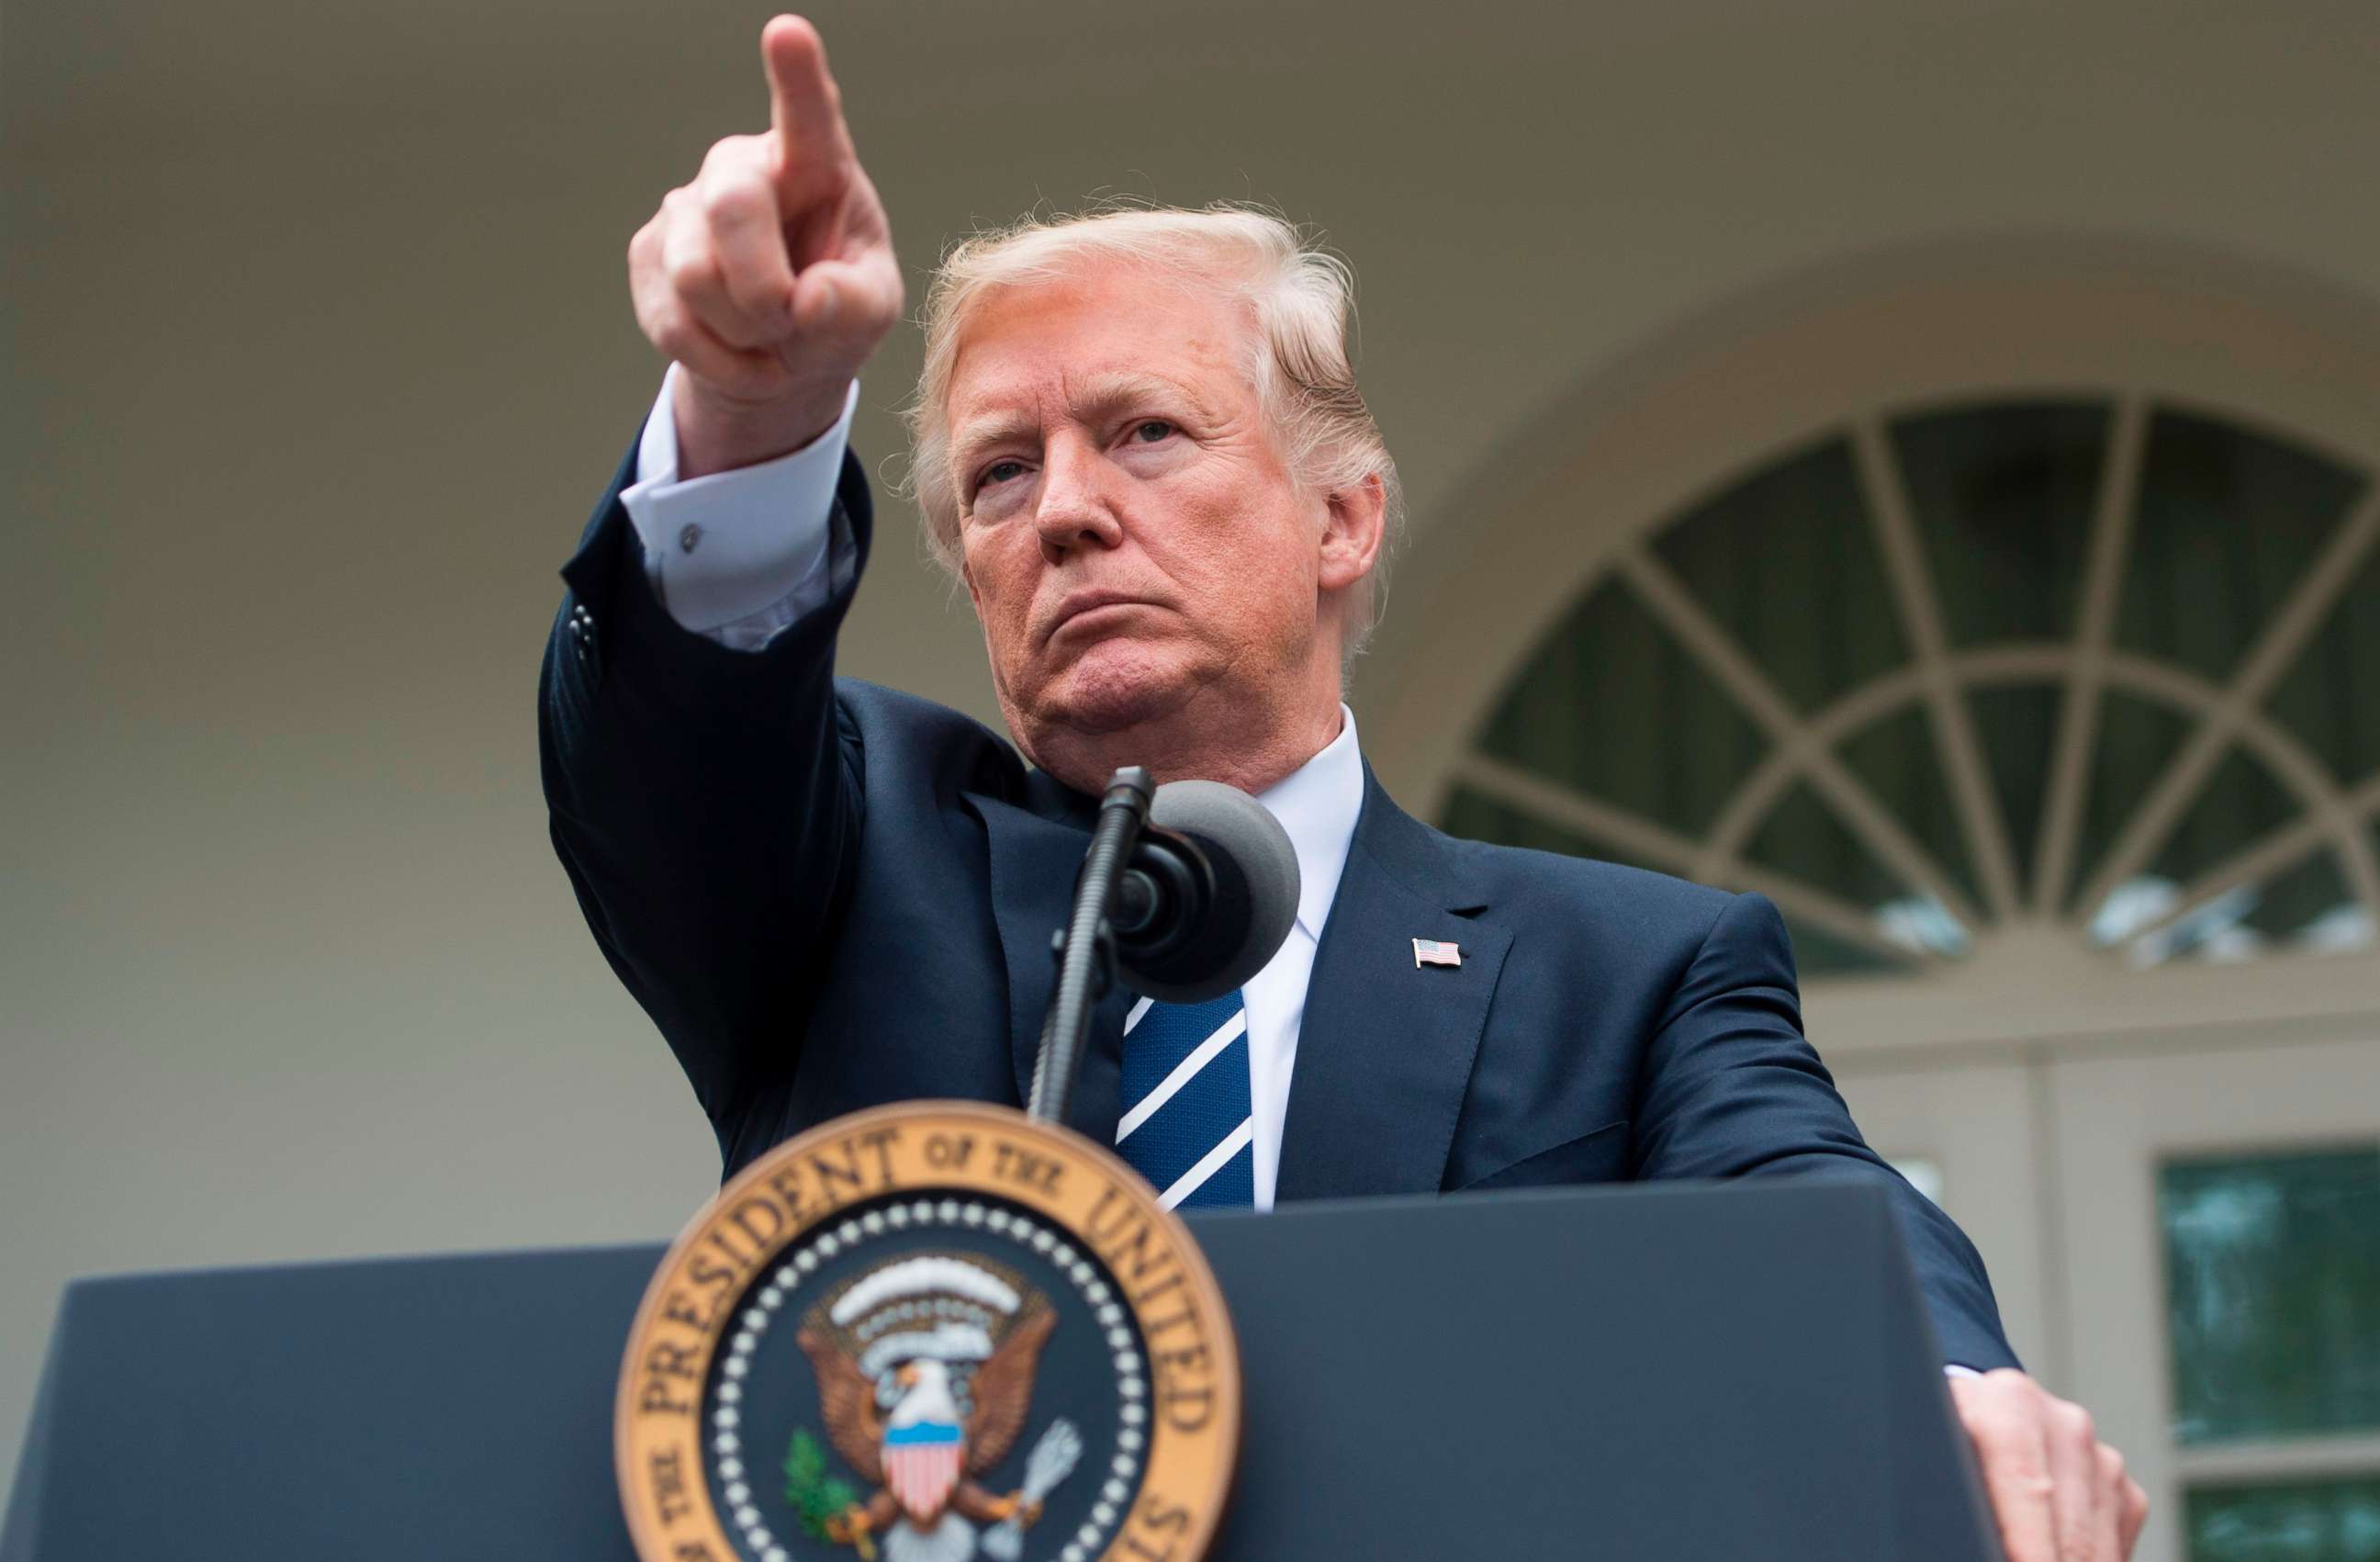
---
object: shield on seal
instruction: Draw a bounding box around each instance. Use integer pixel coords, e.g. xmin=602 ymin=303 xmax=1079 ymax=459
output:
xmin=883 ymin=1418 xmax=965 ymax=1522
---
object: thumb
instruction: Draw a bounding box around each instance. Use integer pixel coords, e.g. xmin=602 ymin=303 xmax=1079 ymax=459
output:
xmin=791 ymin=265 xmax=842 ymax=332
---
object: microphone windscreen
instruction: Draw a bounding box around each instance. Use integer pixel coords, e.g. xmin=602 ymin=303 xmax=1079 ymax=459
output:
xmin=1139 ymin=780 xmax=1302 ymax=1003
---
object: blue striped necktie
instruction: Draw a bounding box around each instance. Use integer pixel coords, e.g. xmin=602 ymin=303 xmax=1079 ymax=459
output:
xmin=1115 ymin=989 xmax=1254 ymax=1209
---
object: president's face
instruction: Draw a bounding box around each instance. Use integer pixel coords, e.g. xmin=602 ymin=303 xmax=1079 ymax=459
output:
xmin=946 ymin=263 xmax=1342 ymax=769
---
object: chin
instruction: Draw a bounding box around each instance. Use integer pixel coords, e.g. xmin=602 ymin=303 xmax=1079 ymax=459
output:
xmin=1034 ymin=640 xmax=1199 ymax=736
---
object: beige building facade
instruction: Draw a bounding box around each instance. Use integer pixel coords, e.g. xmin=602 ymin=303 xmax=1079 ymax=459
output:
xmin=7 ymin=1 xmax=2378 ymax=1551
xmin=1372 ymin=246 xmax=2380 ymax=1558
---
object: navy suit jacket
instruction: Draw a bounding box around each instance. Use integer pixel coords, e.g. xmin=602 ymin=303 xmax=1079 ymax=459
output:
xmin=540 ymin=433 xmax=2019 ymax=1374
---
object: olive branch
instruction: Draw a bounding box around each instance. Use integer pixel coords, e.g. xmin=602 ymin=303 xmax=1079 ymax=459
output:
xmin=782 ymin=1428 xmax=862 ymax=1541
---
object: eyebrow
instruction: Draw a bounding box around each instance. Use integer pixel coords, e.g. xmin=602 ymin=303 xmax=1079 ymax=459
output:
xmin=949 ymin=372 xmax=1219 ymax=478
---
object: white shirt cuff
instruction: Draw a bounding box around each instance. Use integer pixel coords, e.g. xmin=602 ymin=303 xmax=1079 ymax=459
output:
xmin=619 ymin=365 xmax=859 ymax=635
xmin=1943 ymin=1364 xmax=1984 ymax=1379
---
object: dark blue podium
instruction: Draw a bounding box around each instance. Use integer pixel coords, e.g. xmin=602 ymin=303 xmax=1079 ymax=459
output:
xmin=3 ymin=1180 xmax=2001 ymax=1560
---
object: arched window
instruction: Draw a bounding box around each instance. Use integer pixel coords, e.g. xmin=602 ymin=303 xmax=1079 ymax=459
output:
xmin=1442 ymin=397 xmax=2379 ymax=976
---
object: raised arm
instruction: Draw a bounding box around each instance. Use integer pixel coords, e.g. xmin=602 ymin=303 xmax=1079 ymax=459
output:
xmin=540 ymin=17 xmax=902 ymax=1129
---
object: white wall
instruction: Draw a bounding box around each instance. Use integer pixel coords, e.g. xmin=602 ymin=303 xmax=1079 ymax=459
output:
xmin=9 ymin=0 xmax=2380 ymax=1508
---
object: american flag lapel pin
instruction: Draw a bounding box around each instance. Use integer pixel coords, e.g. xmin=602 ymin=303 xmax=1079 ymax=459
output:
xmin=1412 ymin=937 xmax=1463 ymax=969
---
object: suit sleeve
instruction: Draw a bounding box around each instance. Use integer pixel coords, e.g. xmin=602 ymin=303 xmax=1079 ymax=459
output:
xmin=1631 ymin=891 xmax=2021 ymax=1373
xmin=538 ymin=426 xmax=876 ymax=1130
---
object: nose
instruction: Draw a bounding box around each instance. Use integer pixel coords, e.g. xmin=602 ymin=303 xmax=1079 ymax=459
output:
xmin=1032 ymin=433 xmax=1124 ymax=564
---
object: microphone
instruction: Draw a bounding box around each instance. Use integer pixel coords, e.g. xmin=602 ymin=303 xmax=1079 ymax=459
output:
xmin=1110 ymin=781 xmax=1301 ymax=1004
xmin=1025 ymin=770 xmax=1300 ymax=1125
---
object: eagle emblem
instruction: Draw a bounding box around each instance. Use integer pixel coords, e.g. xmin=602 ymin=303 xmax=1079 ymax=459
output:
xmin=793 ymin=1253 xmax=1081 ymax=1562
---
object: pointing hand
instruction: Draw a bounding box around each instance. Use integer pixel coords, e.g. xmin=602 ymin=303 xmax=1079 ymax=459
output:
xmin=626 ymin=17 xmax=904 ymax=478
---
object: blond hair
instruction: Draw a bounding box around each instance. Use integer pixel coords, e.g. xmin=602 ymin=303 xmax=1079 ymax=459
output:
xmin=903 ymin=203 xmax=1404 ymax=657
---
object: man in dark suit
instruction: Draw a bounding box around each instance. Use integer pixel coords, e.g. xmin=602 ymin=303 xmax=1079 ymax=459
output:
xmin=543 ymin=17 xmax=2146 ymax=1558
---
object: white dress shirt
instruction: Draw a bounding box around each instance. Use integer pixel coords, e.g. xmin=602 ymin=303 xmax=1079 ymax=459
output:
xmin=620 ymin=367 xmax=1361 ymax=1209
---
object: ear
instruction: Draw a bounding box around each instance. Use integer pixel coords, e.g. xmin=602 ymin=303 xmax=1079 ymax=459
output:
xmin=1317 ymin=472 xmax=1386 ymax=593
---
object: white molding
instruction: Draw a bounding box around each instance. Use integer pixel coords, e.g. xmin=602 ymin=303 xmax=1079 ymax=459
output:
xmin=2035 ymin=394 xmax=2150 ymax=916
xmin=1851 ymin=416 xmax=2023 ymax=920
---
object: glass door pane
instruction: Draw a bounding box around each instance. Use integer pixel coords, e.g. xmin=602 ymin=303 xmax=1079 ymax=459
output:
xmin=2162 ymin=1147 xmax=2380 ymax=1444
xmin=2185 ymin=1476 xmax=2380 ymax=1561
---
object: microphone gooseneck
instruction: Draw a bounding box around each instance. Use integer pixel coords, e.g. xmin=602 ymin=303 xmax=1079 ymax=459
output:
xmin=1025 ymin=769 xmax=1152 ymax=1124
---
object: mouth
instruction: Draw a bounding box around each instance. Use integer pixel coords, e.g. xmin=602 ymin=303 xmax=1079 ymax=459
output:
xmin=1043 ymin=589 xmax=1161 ymax=645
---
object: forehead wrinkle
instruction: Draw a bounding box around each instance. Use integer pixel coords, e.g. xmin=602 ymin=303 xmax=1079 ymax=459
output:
xmin=1069 ymin=369 xmax=1223 ymax=424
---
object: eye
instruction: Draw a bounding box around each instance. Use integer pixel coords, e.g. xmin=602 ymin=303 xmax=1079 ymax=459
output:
xmin=975 ymin=458 xmax=1027 ymax=492
xmin=1129 ymin=420 xmax=1174 ymax=444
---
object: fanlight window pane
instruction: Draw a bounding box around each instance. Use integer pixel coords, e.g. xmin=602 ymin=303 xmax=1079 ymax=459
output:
xmin=2267 ymin=540 xmax=2380 ymax=792
xmin=2102 ymin=747 xmax=2300 ymax=950
xmin=1837 ymin=705 xmax=1985 ymax=914
xmin=2185 ymin=1476 xmax=2380 ymax=1562
xmin=1742 ymin=783 xmax=1905 ymax=923
xmin=2161 ymin=1146 xmax=2380 ymax=1445
xmin=1475 ymin=578 xmax=1763 ymax=837
xmin=1742 ymin=782 xmax=1965 ymax=958
xmin=1892 ymin=401 xmax=2109 ymax=647
xmin=1967 ymin=684 xmax=2063 ymax=900
xmin=2116 ymin=412 xmax=2364 ymax=686
xmin=2122 ymin=848 xmax=2366 ymax=966
xmin=2240 ymin=851 xmax=2361 ymax=945
xmin=2094 ymin=750 xmax=2363 ymax=964
xmin=2149 ymin=748 xmax=2300 ymax=883
xmin=2070 ymin=691 xmax=2195 ymax=911
xmin=1650 ymin=437 xmax=1906 ymax=714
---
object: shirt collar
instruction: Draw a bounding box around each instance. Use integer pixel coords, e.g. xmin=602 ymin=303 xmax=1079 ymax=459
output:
xmin=1252 ymin=703 xmax=1364 ymax=942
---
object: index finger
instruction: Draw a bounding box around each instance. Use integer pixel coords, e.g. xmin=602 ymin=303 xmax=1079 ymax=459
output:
xmin=761 ymin=17 xmax=852 ymax=165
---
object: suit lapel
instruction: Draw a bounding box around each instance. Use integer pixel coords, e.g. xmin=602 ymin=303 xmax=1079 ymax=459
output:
xmin=1274 ymin=771 xmax=1511 ymax=1202
xmin=961 ymin=778 xmax=1131 ymax=1146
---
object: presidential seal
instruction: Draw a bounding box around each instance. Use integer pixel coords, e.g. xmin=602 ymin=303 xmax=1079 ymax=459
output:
xmin=618 ymin=1102 xmax=1241 ymax=1562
